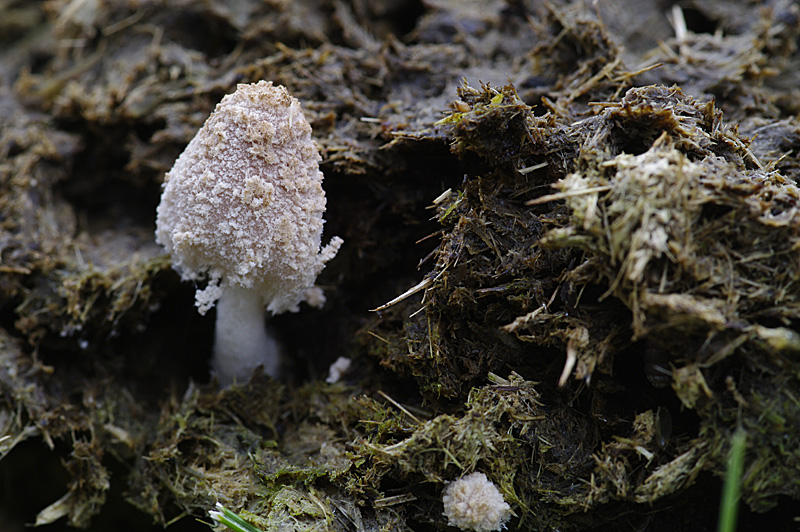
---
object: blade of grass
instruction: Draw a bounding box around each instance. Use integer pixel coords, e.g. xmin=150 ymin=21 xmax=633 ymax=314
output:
xmin=208 ymin=503 xmax=264 ymax=532
xmin=717 ymin=428 xmax=747 ymax=532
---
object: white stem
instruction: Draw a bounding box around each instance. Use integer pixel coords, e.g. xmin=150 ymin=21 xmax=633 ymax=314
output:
xmin=212 ymin=285 xmax=280 ymax=385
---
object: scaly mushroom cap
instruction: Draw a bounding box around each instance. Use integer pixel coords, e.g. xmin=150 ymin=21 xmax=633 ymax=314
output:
xmin=156 ymin=81 xmax=342 ymax=315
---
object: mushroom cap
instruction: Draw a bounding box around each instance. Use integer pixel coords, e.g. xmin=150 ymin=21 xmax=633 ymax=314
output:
xmin=442 ymin=472 xmax=512 ymax=532
xmin=156 ymin=81 xmax=342 ymax=314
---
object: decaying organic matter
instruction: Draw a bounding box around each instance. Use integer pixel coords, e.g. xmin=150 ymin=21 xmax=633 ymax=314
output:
xmin=2 ymin=0 xmax=800 ymax=531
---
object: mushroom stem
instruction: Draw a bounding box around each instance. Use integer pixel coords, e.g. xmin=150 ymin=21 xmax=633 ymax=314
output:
xmin=212 ymin=285 xmax=280 ymax=385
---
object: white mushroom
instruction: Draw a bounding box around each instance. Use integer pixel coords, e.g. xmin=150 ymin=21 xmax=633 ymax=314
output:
xmin=442 ymin=472 xmax=512 ymax=532
xmin=155 ymin=81 xmax=342 ymax=385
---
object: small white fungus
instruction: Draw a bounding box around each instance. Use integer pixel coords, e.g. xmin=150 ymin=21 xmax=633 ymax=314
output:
xmin=442 ymin=472 xmax=511 ymax=532
xmin=325 ymin=356 xmax=352 ymax=384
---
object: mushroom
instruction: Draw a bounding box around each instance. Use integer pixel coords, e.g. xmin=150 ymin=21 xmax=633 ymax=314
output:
xmin=155 ymin=81 xmax=342 ymax=385
xmin=442 ymin=472 xmax=512 ymax=532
